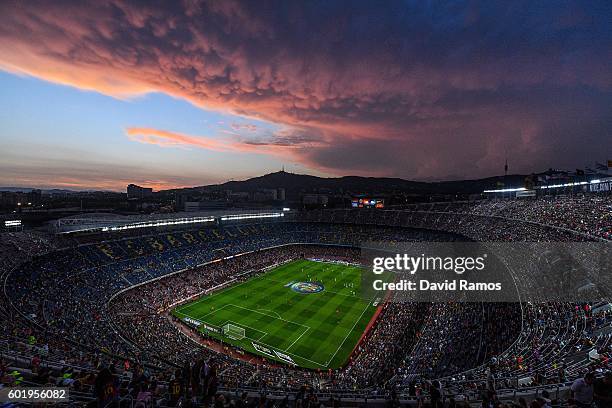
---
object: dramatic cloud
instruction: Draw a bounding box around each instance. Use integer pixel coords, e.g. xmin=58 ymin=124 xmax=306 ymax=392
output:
xmin=1 ymin=0 xmax=611 ymax=179
xmin=126 ymin=127 xmax=242 ymax=153
xmin=125 ymin=126 xmax=325 ymax=157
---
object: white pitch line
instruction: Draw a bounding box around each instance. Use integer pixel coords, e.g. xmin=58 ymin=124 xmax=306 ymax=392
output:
xmin=216 ymin=306 xmax=327 ymax=368
xmin=193 ymin=303 xmax=231 ymax=321
xmin=325 ymin=300 xmax=373 ymax=366
xmin=284 ymin=326 xmax=310 ymax=352
xmin=256 ymin=308 xmax=282 ymax=319
xmin=227 ymin=330 xmax=326 ymax=368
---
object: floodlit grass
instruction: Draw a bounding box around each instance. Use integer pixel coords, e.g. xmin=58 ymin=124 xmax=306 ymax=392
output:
xmin=173 ymin=259 xmax=380 ymax=369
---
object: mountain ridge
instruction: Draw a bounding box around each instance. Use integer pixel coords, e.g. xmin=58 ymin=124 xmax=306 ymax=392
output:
xmin=161 ymin=170 xmax=531 ymax=196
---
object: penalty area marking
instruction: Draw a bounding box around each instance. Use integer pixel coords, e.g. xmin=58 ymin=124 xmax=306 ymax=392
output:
xmin=225 ymin=304 xmax=311 ymax=353
xmin=222 ymin=320 xmax=267 ymax=341
xmin=227 ymin=303 xmax=310 ymax=329
xmin=256 ymin=308 xmax=282 ymax=319
xmin=187 ymin=302 xmax=318 ymax=364
xmin=185 ymin=300 xmax=367 ymax=368
xmin=209 ymin=305 xmax=323 ymax=367
xmin=221 ymin=320 xmax=324 ymax=368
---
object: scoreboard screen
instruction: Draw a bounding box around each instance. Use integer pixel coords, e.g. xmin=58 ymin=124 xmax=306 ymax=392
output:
xmin=351 ymin=198 xmax=384 ymax=208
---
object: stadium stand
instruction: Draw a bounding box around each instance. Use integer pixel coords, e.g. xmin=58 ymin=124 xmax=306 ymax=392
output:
xmin=0 ymin=195 xmax=610 ymax=406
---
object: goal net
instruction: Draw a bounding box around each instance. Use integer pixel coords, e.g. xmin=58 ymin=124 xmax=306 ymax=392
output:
xmin=222 ymin=323 xmax=246 ymax=340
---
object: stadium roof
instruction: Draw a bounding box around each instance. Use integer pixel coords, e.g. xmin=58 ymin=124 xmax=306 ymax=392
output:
xmin=51 ymin=209 xmax=290 ymax=234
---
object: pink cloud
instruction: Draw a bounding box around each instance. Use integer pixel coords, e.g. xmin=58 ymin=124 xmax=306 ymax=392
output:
xmin=126 ymin=127 xmax=239 ymax=152
xmin=125 ymin=126 xmax=324 ymax=158
xmin=1 ymin=1 xmax=611 ymax=179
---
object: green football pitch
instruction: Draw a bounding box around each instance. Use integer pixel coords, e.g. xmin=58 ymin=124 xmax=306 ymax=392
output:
xmin=172 ymin=259 xmax=381 ymax=369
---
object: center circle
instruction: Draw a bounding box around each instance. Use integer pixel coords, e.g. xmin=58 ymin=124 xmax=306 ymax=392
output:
xmin=290 ymin=281 xmax=325 ymax=294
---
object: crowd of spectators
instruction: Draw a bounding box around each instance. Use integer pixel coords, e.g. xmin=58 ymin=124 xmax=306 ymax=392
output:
xmin=0 ymin=195 xmax=610 ymax=406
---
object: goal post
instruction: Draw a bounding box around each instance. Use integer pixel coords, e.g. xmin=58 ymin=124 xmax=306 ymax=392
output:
xmin=222 ymin=323 xmax=246 ymax=340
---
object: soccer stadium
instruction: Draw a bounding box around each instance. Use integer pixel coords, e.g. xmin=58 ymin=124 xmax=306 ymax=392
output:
xmin=2 ymin=1 xmax=612 ymax=407
xmin=1 ymin=194 xmax=611 ymax=406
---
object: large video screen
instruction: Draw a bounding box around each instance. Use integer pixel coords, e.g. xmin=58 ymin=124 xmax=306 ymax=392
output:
xmin=351 ymin=198 xmax=384 ymax=208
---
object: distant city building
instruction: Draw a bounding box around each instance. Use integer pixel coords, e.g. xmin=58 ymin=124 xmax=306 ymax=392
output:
xmin=302 ymin=194 xmax=328 ymax=206
xmin=127 ymin=184 xmax=153 ymax=199
xmin=0 ymin=191 xmax=19 ymax=207
xmin=228 ymin=191 xmax=249 ymax=201
xmin=0 ymin=191 xmax=40 ymax=208
xmin=175 ymin=192 xmax=189 ymax=210
xmin=253 ymin=189 xmax=278 ymax=202
xmin=28 ymin=189 xmax=42 ymax=204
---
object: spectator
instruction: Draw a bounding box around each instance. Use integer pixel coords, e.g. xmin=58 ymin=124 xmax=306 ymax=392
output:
xmin=571 ymin=372 xmax=595 ymax=408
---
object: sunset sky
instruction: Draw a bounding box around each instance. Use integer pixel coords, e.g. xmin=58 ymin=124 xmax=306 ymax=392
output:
xmin=1 ymin=1 xmax=611 ymax=191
